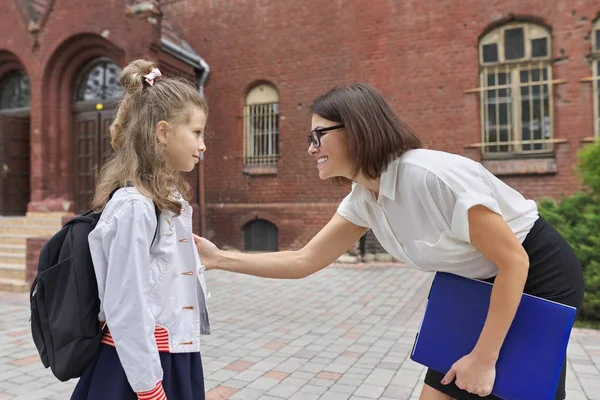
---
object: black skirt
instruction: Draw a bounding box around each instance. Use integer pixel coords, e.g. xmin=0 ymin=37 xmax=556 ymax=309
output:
xmin=424 ymin=216 xmax=585 ymax=400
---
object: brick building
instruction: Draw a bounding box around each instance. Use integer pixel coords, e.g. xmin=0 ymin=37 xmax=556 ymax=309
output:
xmin=0 ymin=0 xmax=599 ymax=258
xmin=0 ymin=0 xmax=207 ymax=220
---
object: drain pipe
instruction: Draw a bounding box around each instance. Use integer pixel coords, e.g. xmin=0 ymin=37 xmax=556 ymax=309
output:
xmin=197 ymin=61 xmax=210 ymax=237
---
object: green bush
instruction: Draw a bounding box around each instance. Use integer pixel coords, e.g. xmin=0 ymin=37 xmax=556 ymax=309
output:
xmin=537 ymin=141 xmax=600 ymax=322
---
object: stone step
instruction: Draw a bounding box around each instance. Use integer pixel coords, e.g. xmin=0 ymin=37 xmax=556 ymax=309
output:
xmin=0 ymin=277 xmax=29 ymax=292
xmin=0 ymin=263 xmax=26 ymax=280
xmin=0 ymin=234 xmax=33 ymax=246
xmin=26 ymin=212 xmax=71 ymax=219
xmin=0 ymin=216 xmax=63 ymax=227
xmin=0 ymin=225 xmax=59 ymax=236
xmin=0 ymin=244 xmax=26 ymax=255
xmin=0 ymin=252 xmax=25 ymax=266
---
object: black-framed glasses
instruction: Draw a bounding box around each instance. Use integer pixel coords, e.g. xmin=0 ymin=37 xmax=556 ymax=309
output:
xmin=307 ymin=124 xmax=344 ymax=148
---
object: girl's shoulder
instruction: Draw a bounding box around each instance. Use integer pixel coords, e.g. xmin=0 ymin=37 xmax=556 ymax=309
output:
xmin=99 ymin=187 xmax=157 ymax=225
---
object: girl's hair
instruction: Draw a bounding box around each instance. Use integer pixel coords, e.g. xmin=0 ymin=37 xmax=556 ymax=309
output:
xmin=91 ymin=59 xmax=208 ymax=215
xmin=310 ymin=83 xmax=422 ymax=186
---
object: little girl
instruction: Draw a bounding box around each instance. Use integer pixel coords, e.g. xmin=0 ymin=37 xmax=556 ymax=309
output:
xmin=70 ymin=59 xmax=210 ymax=400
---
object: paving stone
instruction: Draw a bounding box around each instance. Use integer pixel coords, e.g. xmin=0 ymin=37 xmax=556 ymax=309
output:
xmin=0 ymin=268 xmax=597 ymax=399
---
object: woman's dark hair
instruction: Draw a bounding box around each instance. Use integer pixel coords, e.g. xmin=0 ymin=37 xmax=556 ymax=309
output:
xmin=310 ymin=83 xmax=422 ymax=186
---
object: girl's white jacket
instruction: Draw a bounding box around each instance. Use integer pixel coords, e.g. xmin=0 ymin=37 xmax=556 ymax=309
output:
xmin=88 ymin=187 xmax=210 ymax=393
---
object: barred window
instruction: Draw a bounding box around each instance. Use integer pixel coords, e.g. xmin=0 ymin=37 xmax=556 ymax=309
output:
xmin=476 ymin=23 xmax=557 ymax=155
xmin=244 ymin=83 xmax=279 ymax=165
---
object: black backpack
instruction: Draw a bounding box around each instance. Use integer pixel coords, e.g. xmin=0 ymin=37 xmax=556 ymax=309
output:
xmin=29 ymin=189 xmax=160 ymax=381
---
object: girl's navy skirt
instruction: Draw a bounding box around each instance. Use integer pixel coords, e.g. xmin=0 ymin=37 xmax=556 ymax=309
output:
xmin=70 ymin=343 xmax=205 ymax=400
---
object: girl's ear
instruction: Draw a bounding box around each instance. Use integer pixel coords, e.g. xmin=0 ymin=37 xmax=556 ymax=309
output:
xmin=156 ymin=120 xmax=170 ymax=145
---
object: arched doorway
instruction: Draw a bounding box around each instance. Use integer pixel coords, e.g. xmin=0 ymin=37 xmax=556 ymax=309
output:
xmin=72 ymin=58 xmax=124 ymax=212
xmin=0 ymin=70 xmax=31 ymax=215
xmin=243 ymin=219 xmax=279 ymax=251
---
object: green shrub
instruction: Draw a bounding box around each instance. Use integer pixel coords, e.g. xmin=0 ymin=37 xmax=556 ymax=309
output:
xmin=537 ymin=141 xmax=600 ymax=322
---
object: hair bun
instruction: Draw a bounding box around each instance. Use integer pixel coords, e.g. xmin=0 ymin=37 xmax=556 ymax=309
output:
xmin=120 ymin=59 xmax=156 ymax=95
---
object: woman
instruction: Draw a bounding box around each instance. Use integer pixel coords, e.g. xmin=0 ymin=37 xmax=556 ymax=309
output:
xmin=195 ymin=83 xmax=583 ymax=400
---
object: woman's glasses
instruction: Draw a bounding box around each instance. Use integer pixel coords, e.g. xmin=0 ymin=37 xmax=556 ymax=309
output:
xmin=307 ymin=124 xmax=344 ymax=148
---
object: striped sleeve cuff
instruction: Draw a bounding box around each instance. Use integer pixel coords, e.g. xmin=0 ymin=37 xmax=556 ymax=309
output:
xmin=137 ymin=381 xmax=166 ymax=400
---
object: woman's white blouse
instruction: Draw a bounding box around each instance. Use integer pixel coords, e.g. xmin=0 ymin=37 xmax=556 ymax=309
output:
xmin=337 ymin=149 xmax=539 ymax=279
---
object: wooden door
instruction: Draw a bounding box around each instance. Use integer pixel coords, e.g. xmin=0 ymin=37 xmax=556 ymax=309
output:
xmin=243 ymin=219 xmax=279 ymax=251
xmin=100 ymin=110 xmax=114 ymax=165
xmin=0 ymin=116 xmax=30 ymax=215
xmin=73 ymin=110 xmax=116 ymax=212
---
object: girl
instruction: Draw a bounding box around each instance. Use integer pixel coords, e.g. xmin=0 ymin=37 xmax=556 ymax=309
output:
xmin=71 ymin=59 xmax=210 ymax=400
xmin=194 ymin=83 xmax=584 ymax=400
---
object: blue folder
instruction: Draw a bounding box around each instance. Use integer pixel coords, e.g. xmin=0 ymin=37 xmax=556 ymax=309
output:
xmin=410 ymin=272 xmax=576 ymax=400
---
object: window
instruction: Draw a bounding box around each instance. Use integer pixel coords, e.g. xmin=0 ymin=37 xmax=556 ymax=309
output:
xmin=477 ymin=23 xmax=555 ymax=155
xmin=0 ymin=71 xmax=30 ymax=110
xmin=593 ymin=20 xmax=600 ymax=137
xmin=243 ymin=219 xmax=278 ymax=251
xmin=76 ymin=58 xmax=124 ymax=102
xmin=243 ymin=83 xmax=280 ymax=166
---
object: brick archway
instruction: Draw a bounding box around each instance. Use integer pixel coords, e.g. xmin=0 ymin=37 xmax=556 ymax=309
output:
xmin=236 ymin=211 xmax=282 ymax=250
xmin=0 ymin=52 xmax=29 ymax=83
xmin=30 ymin=34 xmax=125 ymax=212
xmin=237 ymin=211 xmax=282 ymax=230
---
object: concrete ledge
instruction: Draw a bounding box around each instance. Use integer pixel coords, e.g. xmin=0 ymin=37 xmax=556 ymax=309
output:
xmin=482 ymin=157 xmax=558 ymax=176
xmin=242 ymin=164 xmax=278 ymax=176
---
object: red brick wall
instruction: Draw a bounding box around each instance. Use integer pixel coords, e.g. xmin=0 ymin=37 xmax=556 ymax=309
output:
xmin=207 ymin=203 xmax=339 ymax=250
xmin=164 ymin=0 xmax=599 ymax=249
xmin=26 ymin=237 xmax=48 ymax=285
xmin=2 ymin=0 xmax=599 ymax=250
xmin=0 ymin=0 xmax=201 ymax=214
xmin=0 ymin=1 xmax=157 ymax=211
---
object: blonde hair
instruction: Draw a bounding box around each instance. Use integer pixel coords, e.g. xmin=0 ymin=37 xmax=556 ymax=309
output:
xmin=91 ymin=59 xmax=208 ymax=215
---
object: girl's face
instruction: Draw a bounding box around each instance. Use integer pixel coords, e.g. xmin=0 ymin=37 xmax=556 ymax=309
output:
xmin=308 ymin=114 xmax=353 ymax=180
xmin=161 ymin=106 xmax=207 ymax=172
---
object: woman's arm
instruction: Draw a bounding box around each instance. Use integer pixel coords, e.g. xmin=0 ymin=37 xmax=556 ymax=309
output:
xmin=194 ymin=213 xmax=368 ymax=279
xmin=443 ymin=205 xmax=530 ymax=393
xmin=467 ymin=205 xmax=530 ymax=361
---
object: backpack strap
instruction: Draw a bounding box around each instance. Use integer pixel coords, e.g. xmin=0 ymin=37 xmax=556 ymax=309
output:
xmin=108 ymin=187 xmax=121 ymax=200
xmin=151 ymin=203 xmax=161 ymax=248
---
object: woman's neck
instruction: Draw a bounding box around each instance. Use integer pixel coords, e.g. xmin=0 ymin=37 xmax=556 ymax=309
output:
xmin=354 ymin=173 xmax=381 ymax=199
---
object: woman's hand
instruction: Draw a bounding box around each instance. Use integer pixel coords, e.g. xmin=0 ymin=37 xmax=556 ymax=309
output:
xmin=193 ymin=234 xmax=219 ymax=270
xmin=442 ymin=351 xmax=496 ymax=396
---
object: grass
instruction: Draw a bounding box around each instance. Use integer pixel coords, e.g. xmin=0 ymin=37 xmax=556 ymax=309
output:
xmin=574 ymin=319 xmax=600 ymax=330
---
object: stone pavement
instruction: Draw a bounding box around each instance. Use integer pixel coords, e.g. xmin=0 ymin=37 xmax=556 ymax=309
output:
xmin=1 ymin=265 xmax=599 ymax=400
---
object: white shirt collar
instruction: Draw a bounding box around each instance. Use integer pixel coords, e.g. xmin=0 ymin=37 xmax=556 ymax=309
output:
xmin=354 ymin=157 xmax=399 ymax=203
xmin=378 ymin=158 xmax=399 ymax=201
